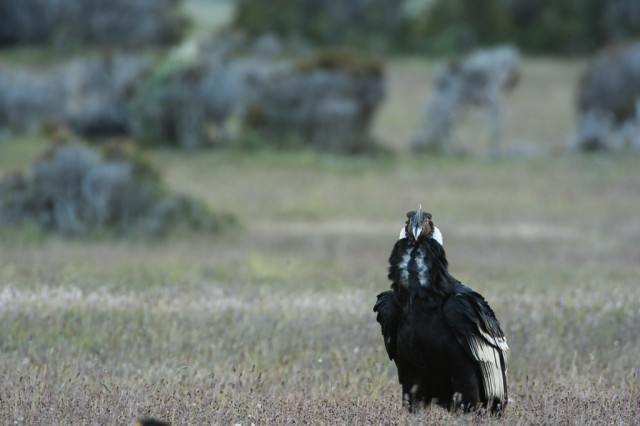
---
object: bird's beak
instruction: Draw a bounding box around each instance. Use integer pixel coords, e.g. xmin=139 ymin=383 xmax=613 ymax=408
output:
xmin=411 ymin=205 xmax=424 ymax=240
xmin=412 ymin=224 xmax=423 ymax=240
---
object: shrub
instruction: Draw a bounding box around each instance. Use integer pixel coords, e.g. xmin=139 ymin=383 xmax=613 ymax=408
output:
xmin=570 ymin=41 xmax=640 ymax=152
xmin=0 ymin=0 xmax=187 ymax=48
xmin=233 ymin=0 xmax=640 ymax=55
xmin=128 ymin=34 xmax=275 ymax=149
xmin=0 ymin=65 xmax=66 ymax=134
xmin=241 ymin=48 xmax=385 ymax=153
xmin=64 ymin=53 xmax=151 ymax=138
xmin=0 ymin=134 xmax=234 ymax=237
xmin=0 ymin=53 xmax=150 ymax=137
xmin=233 ymin=0 xmax=406 ymax=52
xmin=406 ymin=0 xmax=513 ymax=55
xmin=411 ymin=46 xmax=520 ymax=156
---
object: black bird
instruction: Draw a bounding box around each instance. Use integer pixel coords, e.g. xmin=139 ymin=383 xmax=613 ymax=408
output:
xmin=134 ymin=418 xmax=170 ymax=426
xmin=374 ymin=207 xmax=508 ymax=414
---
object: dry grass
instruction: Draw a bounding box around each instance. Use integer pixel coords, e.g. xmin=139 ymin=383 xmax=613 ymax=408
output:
xmin=1 ymin=56 xmax=640 ymax=425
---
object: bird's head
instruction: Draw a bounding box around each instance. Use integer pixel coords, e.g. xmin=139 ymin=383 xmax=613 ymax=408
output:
xmin=399 ymin=206 xmax=443 ymax=245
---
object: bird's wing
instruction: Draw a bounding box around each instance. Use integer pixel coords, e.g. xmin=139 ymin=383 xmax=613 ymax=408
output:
xmin=373 ymin=290 xmax=400 ymax=360
xmin=443 ymin=291 xmax=508 ymax=407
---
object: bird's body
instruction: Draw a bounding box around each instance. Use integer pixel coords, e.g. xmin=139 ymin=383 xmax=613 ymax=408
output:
xmin=374 ymin=208 xmax=508 ymax=414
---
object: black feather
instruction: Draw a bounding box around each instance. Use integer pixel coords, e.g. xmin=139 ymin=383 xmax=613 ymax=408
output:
xmin=373 ymin=290 xmax=399 ymax=360
xmin=135 ymin=419 xmax=171 ymax=426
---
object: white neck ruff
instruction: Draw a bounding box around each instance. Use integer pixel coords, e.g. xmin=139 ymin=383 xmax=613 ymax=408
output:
xmin=399 ymin=226 xmax=443 ymax=246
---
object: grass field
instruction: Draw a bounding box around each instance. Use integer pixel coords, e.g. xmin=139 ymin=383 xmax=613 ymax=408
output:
xmin=1 ymin=53 xmax=640 ymax=425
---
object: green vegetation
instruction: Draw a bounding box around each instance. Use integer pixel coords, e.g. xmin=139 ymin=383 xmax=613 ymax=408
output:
xmin=233 ymin=0 xmax=640 ymax=55
xmin=0 ymin=134 xmax=234 ymax=239
xmin=0 ymin=58 xmax=639 ymax=423
xmin=128 ymin=56 xmax=205 ymax=148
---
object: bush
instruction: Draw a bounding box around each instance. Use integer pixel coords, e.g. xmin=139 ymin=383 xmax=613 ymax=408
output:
xmin=411 ymin=46 xmax=520 ymax=156
xmin=570 ymin=41 xmax=640 ymax=152
xmin=233 ymin=0 xmax=640 ymax=55
xmin=0 ymin=134 xmax=234 ymax=237
xmin=0 ymin=34 xmax=385 ymax=154
xmin=129 ymin=34 xmax=275 ymax=148
xmin=0 ymin=42 xmax=256 ymax=146
xmin=233 ymin=0 xmax=407 ymax=52
xmin=0 ymin=0 xmax=187 ymax=48
xmin=406 ymin=0 xmax=513 ymax=55
xmin=578 ymin=42 xmax=640 ymax=123
xmin=0 ymin=53 xmax=150 ymax=137
xmin=0 ymin=65 xmax=66 ymax=134
xmin=241 ymin=48 xmax=385 ymax=153
xmin=64 ymin=54 xmax=151 ymax=138
xmin=129 ymin=57 xmax=212 ymax=148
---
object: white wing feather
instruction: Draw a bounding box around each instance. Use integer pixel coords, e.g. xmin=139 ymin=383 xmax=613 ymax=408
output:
xmin=468 ymin=336 xmax=507 ymax=403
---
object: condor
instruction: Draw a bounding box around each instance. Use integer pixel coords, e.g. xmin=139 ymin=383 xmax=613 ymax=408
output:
xmin=374 ymin=207 xmax=508 ymax=414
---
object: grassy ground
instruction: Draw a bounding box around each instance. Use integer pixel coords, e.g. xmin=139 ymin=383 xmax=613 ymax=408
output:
xmin=1 ymin=54 xmax=639 ymax=425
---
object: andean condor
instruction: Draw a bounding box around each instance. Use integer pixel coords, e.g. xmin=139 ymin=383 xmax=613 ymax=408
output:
xmin=373 ymin=207 xmax=508 ymax=414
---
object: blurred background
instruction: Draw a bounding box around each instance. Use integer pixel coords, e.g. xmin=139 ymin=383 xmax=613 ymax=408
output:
xmin=0 ymin=0 xmax=639 ymax=424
